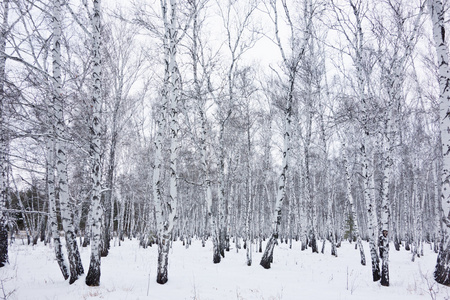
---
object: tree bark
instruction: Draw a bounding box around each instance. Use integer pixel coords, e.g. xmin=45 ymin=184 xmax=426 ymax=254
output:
xmin=0 ymin=0 xmax=9 ymax=269
xmin=53 ymin=0 xmax=83 ymax=284
xmin=430 ymin=0 xmax=450 ymax=286
xmin=260 ymin=0 xmax=311 ymax=269
xmin=154 ymin=0 xmax=180 ymax=284
xmin=343 ymin=144 xmax=365 ymax=265
xmin=46 ymin=117 xmax=69 ymax=280
xmin=86 ymin=0 xmax=103 ymax=287
xmin=351 ymin=0 xmax=380 ymax=282
xmin=260 ymin=76 xmax=292 ymax=269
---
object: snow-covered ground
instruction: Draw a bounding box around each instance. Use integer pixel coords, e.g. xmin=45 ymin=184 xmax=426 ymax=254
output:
xmin=0 ymin=238 xmax=448 ymax=300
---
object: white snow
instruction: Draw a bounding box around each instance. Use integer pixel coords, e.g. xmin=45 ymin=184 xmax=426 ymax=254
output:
xmin=0 ymin=239 xmax=448 ymax=300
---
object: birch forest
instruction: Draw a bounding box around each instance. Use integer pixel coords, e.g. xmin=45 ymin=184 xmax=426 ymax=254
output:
xmin=1 ymin=0 xmax=450 ymax=289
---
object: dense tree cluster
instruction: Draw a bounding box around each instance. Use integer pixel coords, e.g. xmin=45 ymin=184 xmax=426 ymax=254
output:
xmin=0 ymin=0 xmax=449 ymax=287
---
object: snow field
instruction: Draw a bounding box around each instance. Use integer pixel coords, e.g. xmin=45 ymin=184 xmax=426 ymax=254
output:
xmin=0 ymin=239 xmax=448 ymax=300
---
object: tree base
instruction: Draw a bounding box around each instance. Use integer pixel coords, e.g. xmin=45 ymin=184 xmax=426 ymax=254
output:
xmin=260 ymin=235 xmax=276 ymax=269
xmin=435 ymin=236 xmax=450 ymax=286
xmin=85 ymin=269 xmax=100 ymax=286
xmin=213 ymin=252 xmax=221 ymax=264
xmin=0 ymin=223 xmax=8 ymax=267
xmin=156 ymin=276 xmax=168 ymax=285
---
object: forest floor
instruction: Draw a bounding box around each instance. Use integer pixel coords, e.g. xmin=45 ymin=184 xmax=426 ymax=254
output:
xmin=0 ymin=237 xmax=448 ymax=300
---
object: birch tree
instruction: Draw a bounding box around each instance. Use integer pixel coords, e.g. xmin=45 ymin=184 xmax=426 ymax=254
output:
xmin=101 ymin=15 xmax=144 ymax=258
xmin=371 ymin=0 xmax=424 ymax=286
xmin=46 ymin=130 xmax=69 ymax=279
xmin=430 ymin=0 xmax=450 ymax=286
xmin=188 ymin=0 xmax=221 ymax=263
xmin=330 ymin=0 xmax=380 ymax=281
xmin=215 ymin=0 xmax=259 ymax=256
xmin=342 ymin=138 xmax=366 ymax=265
xmin=260 ymin=0 xmax=311 ymax=269
xmin=154 ymin=0 xmax=183 ymax=284
xmin=53 ymin=0 xmax=84 ymax=284
xmin=85 ymin=0 xmax=103 ymax=287
xmin=47 ymin=15 xmax=69 ymax=278
xmin=0 ymin=0 xmax=9 ymax=268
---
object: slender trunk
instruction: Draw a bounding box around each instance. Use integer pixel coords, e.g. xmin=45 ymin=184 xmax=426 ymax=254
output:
xmin=102 ymin=80 xmax=122 ymax=257
xmin=201 ymin=109 xmax=220 ymax=263
xmin=155 ymin=0 xmax=179 ymax=284
xmin=218 ymin=120 xmax=227 ymax=258
xmin=300 ymin=188 xmax=308 ymax=251
xmin=260 ymin=0 xmax=309 ymax=268
xmin=86 ymin=0 xmax=103 ymax=286
xmin=245 ymin=118 xmax=252 ymax=266
xmin=288 ymin=173 xmax=293 ymax=250
xmin=11 ymin=175 xmax=32 ymax=244
xmin=130 ymin=195 xmax=135 ymax=238
xmin=380 ymin=117 xmax=392 ymax=286
xmin=117 ymin=189 xmax=125 ymax=243
xmin=366 ymin=142 xmax=380 ymax=282
xmin=47 ymin=128 xmax=69 ymax=280
xmin=412 ymin=174 xmax=420 ymax=261
xmin=343 ymin=145 xmax=366 ymax=265
xmin=245 ymin=183 xmax=252 ymax=266
xmin=260 ymin=73 xmax=292 ymax=269
xmin=304 ymin=103 xmax=317 ymax=254
xmin=430 ymin=0 xmax=450 ymax=286
xmin=434 ymin=162 xmax=442 ymax=253
xmin=320 ymin=111 xmax=336 ymax=257
xmin=53 ymin=0 xmax=83 ymax=284
xmin=226 ymin=162 xmax=233 ymax=252
xmin=0 ymin=0 xmax=9 ymax=268
xmin=83 ymin=208 xmax=91 ymax=247
xmin=351 ymin=0 xmax=379 ymax=281
xmin=260 ymin=117 xmax=271 ymax=253
xmin=190 ymin=3 xmax=220 ymax=260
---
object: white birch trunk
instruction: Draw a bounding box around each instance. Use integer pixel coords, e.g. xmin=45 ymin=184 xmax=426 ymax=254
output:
xmin=86 ymin=0 xmax=103 ymax=286
xmin=130 ymin=195 xmax=135 ymax=238
xmin=226 ymin=159 xmax=234 ymax=252
xmin=46 ymin=108 xmax=69 ymax=280
xmin=260 ymin=0 xmax=311 ymax=269
xmin=412 ymin=174 xmax=420 ymax=261
xmin=260 ymin=97 xmax=291 ymax=269
xmin=288 ymin=172 xmax=293 ymax=249
xmin=403 ymin=179 xmax=411 ymax=249
xmin=245 ymin=121 xmax=252 ymax=266
xmin=117 ymin=189 xmax=125 ymax=244
xmin=304 ymin=102 xmax=318 ymax=253
xmin=155 ymin=0 xmax=179 ymax=284
xmin=343 ymin=145 xmax=366 ymax=265
xmin=434 ymin=162 xmax=442 ymax=253
xmin=320 ymin=112 xmax=336 ymax=256
xmin=351 ymin=0 xmax=380 ymax=281
xmin=200 ymin=108 xmax=220 ymax=262
xmin=379 ymin=5 xmax=422 ymax=285
xmin=430 ymin=0 xmax=450 ymax=286
xmin=0 ymin=0 xmax=9 ymax=268
xmin=380 ymin=118 xmax=392 ymax=286
xmin=245 ymin=176 xmax=252 ymax=266
xmin=53 ymin=0 xmax=83 ymax=284
xmin=217 ymin=121 xmax=227 ymax=258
